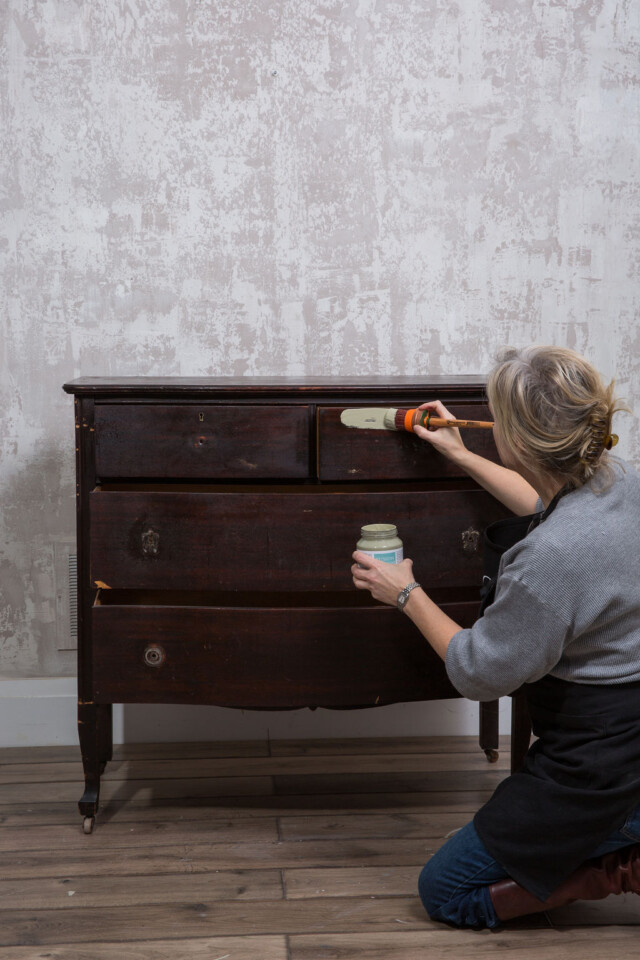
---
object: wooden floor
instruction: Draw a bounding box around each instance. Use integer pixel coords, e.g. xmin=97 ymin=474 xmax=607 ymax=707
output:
xmin=1 ymin=735 xmax=638 ymax=959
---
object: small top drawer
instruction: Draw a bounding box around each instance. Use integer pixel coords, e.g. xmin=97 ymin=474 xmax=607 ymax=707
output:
xmin=94 ymin=404 xmax=311 ymax=479
xmin=317 ymin=404 xmax=499 ymax=481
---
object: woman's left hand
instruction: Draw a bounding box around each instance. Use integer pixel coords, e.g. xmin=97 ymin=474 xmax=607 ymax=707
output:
xmin=351 ymin=552 xmax=417 ymax=607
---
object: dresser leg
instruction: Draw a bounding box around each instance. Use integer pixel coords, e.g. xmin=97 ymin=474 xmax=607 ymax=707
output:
xmin=98 ymin=703 xmax=113 ymax=769
xmin=479 ymin=700 xmax=500 ymax=762
xmin=78 ymin=700 xmax=110 ymax=829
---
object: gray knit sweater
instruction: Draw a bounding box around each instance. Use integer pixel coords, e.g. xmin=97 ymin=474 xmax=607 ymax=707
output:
xmin=445 ymin=456 xmax=640 ymax=702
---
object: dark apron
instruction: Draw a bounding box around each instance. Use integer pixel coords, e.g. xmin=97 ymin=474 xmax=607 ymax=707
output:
xmin=472 ymin=498 xmax=640 ymax=901
xmin=478 ymin=512 xmax=536 ymax=615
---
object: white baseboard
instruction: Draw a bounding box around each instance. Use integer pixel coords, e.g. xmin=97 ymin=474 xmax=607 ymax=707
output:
xmin=0 ymin=677 xmax=512 ymax=747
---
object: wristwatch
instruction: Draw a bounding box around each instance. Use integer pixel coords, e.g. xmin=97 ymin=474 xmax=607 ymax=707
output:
xmin=397 ymin=581 xmax=421 ymax=612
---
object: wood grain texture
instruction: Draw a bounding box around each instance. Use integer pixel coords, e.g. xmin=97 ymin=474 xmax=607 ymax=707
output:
xmin=2 ymin=838 xmax=448 ymax=881
xmin=94 ymin=403 xmax=311 ymax=479
xmin=0 ymin=776 xmax=275 ymax=805
xmin=0 ymin=897 xmax=446 ymax=945
xmin=71 ymin=377 xmax=510 ymax=820
xmin=289 ymin=929 xmax=640 ymax=959
xmin=90 ymin=603 xmax=475 ymax=705
xmin=63 ymin=376 xmax=492 ymax=399
xmin=318 ymin=403 xmax=498 ymax=481
xmin=1 ymin=736 xmax=636 ymax=955
xmin=89 ymin=487 xmax=506 ymax=591
xmin=0 ymin=816 xmax=278 ymax=852
xmin=284 ymin=865 xmax=422 ymax=899
xmin=0 ymin=939 xmax=288 ymax=960
xmin=268 ymin=735 xmax=495 ymax=757
xmin=0 ymin=869 xmax=284 ymax=910
xmin=0 ymin=749 xmax=509 ymax=785
xmin=0 ymin=792 xmax=496 ymax=829
xmin=0 ymin=738 xmax=271 ymax=765
xmin=278 ymin=810 xmax=481 ymax=841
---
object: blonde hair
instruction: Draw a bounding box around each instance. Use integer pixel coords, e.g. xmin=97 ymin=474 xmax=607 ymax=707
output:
xmin=487 ymin=345 xmax=628 ymax=491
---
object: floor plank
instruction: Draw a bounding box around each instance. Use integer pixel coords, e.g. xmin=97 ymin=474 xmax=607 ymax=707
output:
xmin=0 ymin=790 xmax=495 ymax=827
xmin=279 ymin=811 xmax=471 ymax=841
xmin=0 ymin=811 xmax=464 ymax=854
xmin=2 ymin=837 xmax=441 ymax=880
xmin=0 ymin=895 xmax=462 ymax=945
xmin=284 ymin=865 xmax=421 ymax=899
xmin=0 ymin=740 xmax=271 ymax=765
xmin=0 ymin=869 xmax=283 ymax=910
xmin=269 ymin=735 xmax=499 ymax=757
xmin=273 ymin=769 xmax=506 ymax=795
xmin=1 ymin=734 xmax=635 ymax=957
xmin=0 ymin=750 xmax=509 ymax=784
xmin=0 ymin=771 xmax=503 ymax=805
xmin=0 ymin=776 xmax=276 ymax=804
xmin=0 ymin=936 xmax=288 ymax=960
xmin=288 ymin=928 xmax=640 ymax=959
xmin=0 ymin=815 xmax=279 ymax=852
xmin=549 ymin=894 xmax=640 ymax=926
xmin=0 ymin=735 xmax=501 ymax=765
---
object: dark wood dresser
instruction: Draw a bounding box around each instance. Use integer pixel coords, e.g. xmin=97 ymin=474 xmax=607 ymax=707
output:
xmin=63 ymin=376 xmax=514 ymax=833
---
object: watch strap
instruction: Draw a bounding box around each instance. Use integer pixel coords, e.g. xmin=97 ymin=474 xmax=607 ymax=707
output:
xmin=397 ymin=581 xmax=421 ymax=611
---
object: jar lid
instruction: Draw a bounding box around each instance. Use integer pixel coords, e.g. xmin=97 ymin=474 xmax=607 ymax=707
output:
xmin=360 ymin=523 xmax=398 ymax=539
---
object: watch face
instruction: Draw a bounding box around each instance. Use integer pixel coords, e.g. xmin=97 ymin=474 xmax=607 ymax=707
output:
xmin=398 ymin=583 xmax=418 ymax=609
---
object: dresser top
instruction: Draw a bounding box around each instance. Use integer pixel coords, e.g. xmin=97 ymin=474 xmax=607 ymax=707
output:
xmin=63 ymin=375 xmax=487 ymax=399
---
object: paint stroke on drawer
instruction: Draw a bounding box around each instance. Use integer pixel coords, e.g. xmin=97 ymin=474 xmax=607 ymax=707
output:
xmin=317 ymin=404 xmax=497 ymax=481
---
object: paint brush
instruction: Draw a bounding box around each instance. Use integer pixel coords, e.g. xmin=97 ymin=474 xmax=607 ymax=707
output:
xmin=340 ymin=407 xmax=494 ymax=433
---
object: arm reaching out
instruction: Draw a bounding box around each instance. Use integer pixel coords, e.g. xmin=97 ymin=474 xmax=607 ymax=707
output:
xmin=351 ymin=552 xmax=461 ymax=661
xmin=414 ymin=400 xmax=540 ymax=516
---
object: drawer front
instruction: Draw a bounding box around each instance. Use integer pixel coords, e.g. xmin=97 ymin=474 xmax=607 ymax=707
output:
xmin=318 ymin=403 xmax=498 ymax=481
xmin=90 ymin=488 xmax=508 ymax=591
xmin=94 ymin=404 xmax=311 ymax=479
xmin=91 ymin=602 xmax=476 ymax=706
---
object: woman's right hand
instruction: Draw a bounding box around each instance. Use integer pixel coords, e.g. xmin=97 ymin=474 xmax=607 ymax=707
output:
xmin=412 ymin=400 xmax=468 ymax=464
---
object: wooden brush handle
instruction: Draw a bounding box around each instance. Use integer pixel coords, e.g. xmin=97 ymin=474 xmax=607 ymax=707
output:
xmin=429 ymin=417 xmax=494 ymax=429
xmin=394 ymin=409 xmax=494 ymax=432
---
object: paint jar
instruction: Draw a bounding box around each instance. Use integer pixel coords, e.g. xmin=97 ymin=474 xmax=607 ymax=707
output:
xmin=357 ymin=523 xmax=404 ymax=564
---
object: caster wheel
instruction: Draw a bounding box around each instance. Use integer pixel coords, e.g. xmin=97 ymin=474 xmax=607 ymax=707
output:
xmin=83 ymin=816 xmax=95 ymax=834
xmin=485 ymin=749 xmax=499 ymax=763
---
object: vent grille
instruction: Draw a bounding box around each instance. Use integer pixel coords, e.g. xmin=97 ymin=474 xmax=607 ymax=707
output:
xmin=55 ymin=540 xmax=78 ymax=651
xmin=68 ymin=552 xmax=78 ymax=647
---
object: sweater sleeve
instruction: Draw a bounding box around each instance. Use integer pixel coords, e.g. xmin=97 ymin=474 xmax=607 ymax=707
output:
xmin=445 ymin=575 xmax=571 ymax=701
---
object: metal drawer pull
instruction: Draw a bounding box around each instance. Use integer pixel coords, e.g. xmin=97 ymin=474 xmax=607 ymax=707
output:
xmin=143 ymin=644 xmax=165 ymax=667
xmin=461 ymin=527 xmax=480 ymax=554
xmin=141 ymin=527 xmax=160 ymax=557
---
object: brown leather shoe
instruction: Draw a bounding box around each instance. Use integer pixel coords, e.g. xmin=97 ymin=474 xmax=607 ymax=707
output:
xmin=489 ymin=844 xmax=640 ymax=922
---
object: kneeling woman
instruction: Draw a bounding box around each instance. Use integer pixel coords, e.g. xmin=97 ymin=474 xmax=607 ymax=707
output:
xmin=352 ymin=345 xmax=640 ymax=928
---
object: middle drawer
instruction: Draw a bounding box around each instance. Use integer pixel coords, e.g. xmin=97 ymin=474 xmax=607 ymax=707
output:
xmin=90 ymin=487 xmax=508 ymax=592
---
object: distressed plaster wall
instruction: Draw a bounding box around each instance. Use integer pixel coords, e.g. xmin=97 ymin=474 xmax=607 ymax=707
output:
xmin=1 ymin=0 xmax=639 ymax=680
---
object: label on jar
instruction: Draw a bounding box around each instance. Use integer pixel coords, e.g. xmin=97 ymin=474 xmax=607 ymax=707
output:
xmin=358 ymin=547 xmax=404 ymax=565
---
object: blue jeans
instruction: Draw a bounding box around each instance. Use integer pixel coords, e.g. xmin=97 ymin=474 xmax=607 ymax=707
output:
xmin=418 ymin=803 xmax=640 ymax=929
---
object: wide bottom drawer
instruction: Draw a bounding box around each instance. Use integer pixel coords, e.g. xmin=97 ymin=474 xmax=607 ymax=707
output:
xmin=91 ymin=598 xmax=478 ymax=708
